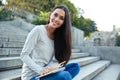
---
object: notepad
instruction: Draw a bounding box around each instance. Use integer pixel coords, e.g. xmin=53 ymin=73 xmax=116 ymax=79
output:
xmin=35 ymin=67 xmax=65 ymax=79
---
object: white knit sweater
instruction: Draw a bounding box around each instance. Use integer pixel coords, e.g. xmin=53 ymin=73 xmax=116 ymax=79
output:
xmin=20 ymin=25 xmax=54 ymax=80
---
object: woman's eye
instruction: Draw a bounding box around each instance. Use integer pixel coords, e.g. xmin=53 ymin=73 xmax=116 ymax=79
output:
xmin=60 ymin=16 xmax=64 ymax=20
xmin=53 ymin=13 xmax=64 ymax=20
xmin=54 ymin=13 xmax=58 ymax=17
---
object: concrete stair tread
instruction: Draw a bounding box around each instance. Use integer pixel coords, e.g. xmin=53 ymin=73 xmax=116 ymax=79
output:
xmin=0 ymin=56 xmax=98 ymax=80
xmin=0 ymin=34 xmax=27 ymax=42
xmin=0 ymin=56 xmax=98 ymax=67
xmin=0 ymin=68 xmax=21 ymax=80
xmin=0 ymin=48 xmax=22 ymax=57
xmin=0 ymin=59 xmax=110 ymax=80
xmin=72 ymin=49 xmax=81 ymax=53
xmin=0 ymin=41 xmax=24 ymax=48
xmin=0 ymin=57 xmax=22 ymax=70
xmin=0 ymin=56 xmax=99 ymax=71
xmin=0 ymin=23 xmax=28 ymax=35
xmin=53 ymin=53 xmax=89 ymax=61
xmin=92 ymin=64 xmax=120 ymax=80
xmin=71 ymin=53 xmax=90 ymax=59
xmin=0 ymin=34 xmax=27 ymax=38
xmin=0 ymin=17 xmax=34 ymax=32
xmin=73 ymin=60 xmax=111 ymax=80
xmin=0 ymin=56 xmax=20 ymax=60
xmin=69 ymin=56 xmax=100 ymax=66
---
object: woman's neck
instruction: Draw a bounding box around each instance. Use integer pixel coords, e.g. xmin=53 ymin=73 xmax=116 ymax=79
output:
xmin=46 ymin=25 xmax=55 ymax=34
xmin=45 ymin=24 xmax=55 ymax=40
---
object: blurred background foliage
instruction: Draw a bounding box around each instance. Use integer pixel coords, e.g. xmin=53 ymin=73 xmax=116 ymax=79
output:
xmin=0 ymin=0 xmax=14 ymax=21
xmin=1 ymin=0 xmax=98 ymax=36
xmin=116 ymin=35 xmax=120 ymax=46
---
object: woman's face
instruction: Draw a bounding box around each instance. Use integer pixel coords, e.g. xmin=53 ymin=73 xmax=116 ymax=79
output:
xmin=49 ymin=8 xmax=65 ymax=28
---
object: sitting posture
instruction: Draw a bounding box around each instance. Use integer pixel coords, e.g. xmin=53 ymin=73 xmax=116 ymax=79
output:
xmin=20 ymin=5 xmax=80 ymax=80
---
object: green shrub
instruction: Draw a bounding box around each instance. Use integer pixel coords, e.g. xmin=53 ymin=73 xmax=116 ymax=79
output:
xmin=32 ymin=17 xmax=46 ymax=25
xmin=116 ymin=35 xmax=120 ymax=46
xmin=32 ymin=11 xmax=49 ymax=25
xmin=0 ymin=7 xmax=2 ymax=12
xmin=0 ymin=8 xmax=14 ymax=21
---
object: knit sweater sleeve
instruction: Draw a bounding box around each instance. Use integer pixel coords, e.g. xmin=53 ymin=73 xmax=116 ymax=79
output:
xmin=20 ymin=26 xmax=43 ymax=74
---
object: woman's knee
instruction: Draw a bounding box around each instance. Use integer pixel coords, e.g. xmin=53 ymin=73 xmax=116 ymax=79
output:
xmin=74 ymin=63 xmax=80 ymax=71
xmin=65 ymin=63 xmax=80 ymax=78
xmin=72 ymin=63 xmax=80 ymax=74
xmin=66 ymin=63 xmax=80 ymax=71
xmin=56 ymin=71 xmax=72 ymax=80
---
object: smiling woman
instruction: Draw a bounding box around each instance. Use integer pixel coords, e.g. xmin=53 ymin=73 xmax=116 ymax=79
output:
xmin=48 ymin=8 xmax=65 ymax=28
xmin=45 ymin=8 xmax=65 ymax=40
xmin=20 ymin=5 xmax=80 ymax=80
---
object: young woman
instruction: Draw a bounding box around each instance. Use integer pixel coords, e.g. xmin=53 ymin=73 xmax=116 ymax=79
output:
xmin=20 ymin=5 xmax=80 ymax=80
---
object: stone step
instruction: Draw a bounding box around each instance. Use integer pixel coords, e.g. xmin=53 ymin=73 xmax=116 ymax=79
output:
xmin=92 ymin=64 xmax=120 ymax=80
xmin=0 ymin=57 xmax=100 ymax=80
xmin=0 ymin=48 xmax=22 ymax=57
xmin=0 ymin=17 xmax=34 ymax=32
xmin=72 ymin=46 xmax=82 ymax=49
xmin=0 ymin=23 xmax=28 ymax=36
xmin=0 ymin=34 xmax=27 ymax=42
xmin=0 ymin=57 xmax=22 ymax=71
xmin=73 ymin=60 xmax=111 ymax=80
xmin=0 ymin=42 xmax=24 ymax=48
xmin=72 ymin=49 xmax=81 ymax=53
xmin=0 ymin=55 xmax=98 ymax=71
xmin=53 ymin=53 xmax=90 ymax=61
xmin=0 ymin=35 xmax=8 ymax=42
xmin=71 ymin=53 xmax=90 ymax=59
xmin=0 ymin=48 xmax=83 ymax=57
xmin=69 ymin=56 xmax=100 ymax=66
xmin=0 ymin=68 xmax=21 ymax=80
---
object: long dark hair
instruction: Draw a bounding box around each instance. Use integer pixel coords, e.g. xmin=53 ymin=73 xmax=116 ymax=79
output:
xmin=47 ymin=5 xmax=71 ymax=64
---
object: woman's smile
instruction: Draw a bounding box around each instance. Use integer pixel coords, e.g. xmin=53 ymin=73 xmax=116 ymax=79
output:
xmin=49 ymin=8 xmax=65 ymax=29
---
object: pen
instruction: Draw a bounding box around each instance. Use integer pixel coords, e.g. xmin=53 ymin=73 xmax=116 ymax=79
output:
xmin=58 ymin=61 xmax=66 ymax=68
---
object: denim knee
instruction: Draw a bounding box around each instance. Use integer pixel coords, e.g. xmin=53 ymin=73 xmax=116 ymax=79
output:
xmin=56 ymin=71 xmax=72 ymax=80
xmin=73 ymin=63 xmax=80 ymax=72
xmin=65 ymin=63 xmax=80 ymax=78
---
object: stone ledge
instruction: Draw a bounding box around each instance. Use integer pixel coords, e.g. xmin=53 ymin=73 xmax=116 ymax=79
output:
xmin=0 ymin=57 xmax=22 ymax=71
xmin=73 ymin=60 xmax=111 ymax=80
xmin=0 ymin=48 xmax=22 ymax=57
xmin=93 ymin=64 xmax=120 ymax=80
xmin=1 ymin=42 xmax=24 ymax=48
xmin=0 ymin=68 xmax=21 ymax=80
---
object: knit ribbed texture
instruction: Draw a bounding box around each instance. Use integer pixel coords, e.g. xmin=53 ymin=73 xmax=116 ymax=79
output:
xmin=20 ymin=25 xmax=54 ymax=80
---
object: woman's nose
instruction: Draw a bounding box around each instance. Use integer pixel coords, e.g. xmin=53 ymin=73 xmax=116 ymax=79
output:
xmin=54 ymin=17 xmax=59 ymax=21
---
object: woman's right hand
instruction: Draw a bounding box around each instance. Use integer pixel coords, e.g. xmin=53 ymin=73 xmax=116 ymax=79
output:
xmin=40 ymin=61 xmax=66 ymax=75
xmin=40 ymin=66 xmax=57 ymax=75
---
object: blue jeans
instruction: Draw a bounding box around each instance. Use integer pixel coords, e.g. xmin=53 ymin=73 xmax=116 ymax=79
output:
xmin=31 ymin=63 xmax=80 ymax=80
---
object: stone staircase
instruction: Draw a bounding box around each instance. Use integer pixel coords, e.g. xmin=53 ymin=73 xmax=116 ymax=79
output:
xmin=0 ymin=20 xmax=28 ymax=80
xmin=0 ymin=19 xmax=120 ymax=80
xmin=1 ymin=48 xmax=120 ymax=80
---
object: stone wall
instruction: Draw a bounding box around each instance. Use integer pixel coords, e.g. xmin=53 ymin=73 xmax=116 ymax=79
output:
xmin=85 ymin=31 xmax=118 ymax=46
xmin=79 ymin=46 xmax=120 ymax=64
xmin=72 ymin=27 xmax=84 ymax=48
